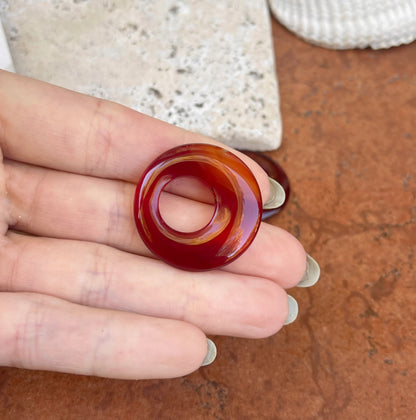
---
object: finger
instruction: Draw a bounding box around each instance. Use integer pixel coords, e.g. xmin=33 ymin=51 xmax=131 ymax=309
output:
xmin=1 ymin=233 xmax=290 ymax=338
xmin=5 ymin=160 xmax=306 ymax=287
xmin=0 ymin=292 xmax=208 ymax=379
xmin=0 ymin=70 xmax=270 ymax=202
xmin=0 ymin=147 xmax=8 ymax=236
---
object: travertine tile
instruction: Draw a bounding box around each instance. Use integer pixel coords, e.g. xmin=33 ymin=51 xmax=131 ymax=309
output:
xmin=0 ymin=0 xmax=282 ymax=150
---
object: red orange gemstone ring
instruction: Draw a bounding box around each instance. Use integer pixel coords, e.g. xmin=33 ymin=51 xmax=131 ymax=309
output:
xmin=134 ymin=143 xmax=288 ymax=271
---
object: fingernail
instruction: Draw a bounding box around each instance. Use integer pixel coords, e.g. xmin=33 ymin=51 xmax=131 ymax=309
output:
xmin=284 ymin=295 xmax=298 ymax=325
xmin=297 ymin=254 xmax=321 ymax=288
xmin=263 ymin=177 xmax=286 ymax=210
xmin=201 ymin=338 xmax=217 ymax=366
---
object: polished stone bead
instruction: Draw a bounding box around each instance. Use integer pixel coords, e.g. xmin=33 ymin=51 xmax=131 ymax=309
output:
xmin=134 ymin=144 xmax=262 ymax=271
xmin=241 ymin=151 xmax=290 ymax=220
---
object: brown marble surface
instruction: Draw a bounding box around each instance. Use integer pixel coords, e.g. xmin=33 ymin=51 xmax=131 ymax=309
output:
xmin=1 ymin=19 xmax=415 ymax=420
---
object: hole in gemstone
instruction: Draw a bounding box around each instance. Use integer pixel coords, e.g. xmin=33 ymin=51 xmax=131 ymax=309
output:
xmin=159 ymin=176 xmax=216 ymax=233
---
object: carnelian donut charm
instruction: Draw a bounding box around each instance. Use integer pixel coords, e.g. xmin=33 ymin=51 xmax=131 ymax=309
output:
xmin=241 ymin=151 xmax=290 ymax=220
xmin=134 ymin=143 xmax=262 ymax=271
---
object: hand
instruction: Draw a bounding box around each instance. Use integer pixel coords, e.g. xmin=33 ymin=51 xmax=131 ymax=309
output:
xmin=0 ymin=70 xmax=308 ymax=379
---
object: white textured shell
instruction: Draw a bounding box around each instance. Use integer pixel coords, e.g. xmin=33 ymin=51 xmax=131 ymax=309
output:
xmin=0 ymin=20 xmax=14 ymax=72
xmin=269 ymin=0 xmax=416 ymax=49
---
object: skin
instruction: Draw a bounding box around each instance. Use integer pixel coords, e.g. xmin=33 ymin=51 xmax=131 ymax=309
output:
xmin=0 ymin=70 xmax=306 ymax=379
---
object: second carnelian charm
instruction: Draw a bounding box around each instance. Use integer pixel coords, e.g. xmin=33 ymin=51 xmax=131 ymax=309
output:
xmin=134 ymin=143 xmax=262 ymax=271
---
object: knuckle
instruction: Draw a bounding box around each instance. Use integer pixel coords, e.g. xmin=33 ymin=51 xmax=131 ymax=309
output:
xmin=10 ymin=295 xmax=49 ymax=369
xmin=105 ymin=181 xmax=128 ymax=246
xmin=79 ymin=244 xmax=114 ymax=308
xmin=0 ymin=147 xmax=12 ymax=236
xmin=83 ymin=98 xmax=114 ymax=175
xmin=0 ymin=239 xmax=21 ymax=292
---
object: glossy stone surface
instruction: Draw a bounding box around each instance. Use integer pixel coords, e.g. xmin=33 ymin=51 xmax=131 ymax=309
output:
xmin=134 ymin=144 xmax=262 ymax=271
xmin=241 ymin=150 xmax=290 ymax=219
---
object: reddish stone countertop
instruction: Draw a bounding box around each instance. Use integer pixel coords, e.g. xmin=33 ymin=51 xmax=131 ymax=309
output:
xmin=1 ymin=20 xmax=415 ymax=420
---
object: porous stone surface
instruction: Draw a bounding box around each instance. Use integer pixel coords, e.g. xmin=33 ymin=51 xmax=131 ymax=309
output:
xmin=0 ymin=0 xmax=282 ymax=151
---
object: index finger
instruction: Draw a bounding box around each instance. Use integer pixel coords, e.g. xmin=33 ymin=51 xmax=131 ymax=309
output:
xmin=0 ymin=70 xmax=270 ymax=200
